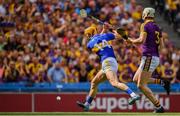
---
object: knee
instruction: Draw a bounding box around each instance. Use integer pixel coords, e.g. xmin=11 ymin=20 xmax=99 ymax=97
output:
xmin=109 ymin=80 xmax=118 ymax=88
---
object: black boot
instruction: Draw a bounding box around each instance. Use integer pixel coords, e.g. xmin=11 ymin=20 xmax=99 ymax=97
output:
xmin=76 ymin=101 xmax=90 ymax=111
xmin=154 ymin=106 xmax=165 ymax=113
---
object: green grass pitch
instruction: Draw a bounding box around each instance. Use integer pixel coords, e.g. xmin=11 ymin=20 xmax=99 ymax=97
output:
xmin=0 ymin=112 xmax=180 ymax=116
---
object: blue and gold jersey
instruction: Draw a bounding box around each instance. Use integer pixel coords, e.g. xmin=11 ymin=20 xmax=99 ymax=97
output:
xmin=87 ymin=33 xmax=116 ymax=62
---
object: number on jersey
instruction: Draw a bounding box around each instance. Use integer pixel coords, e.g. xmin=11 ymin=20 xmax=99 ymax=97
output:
xmin=93 ymin=40 xmax=111 ymax=52
xmin=155 ymin=31 xmax=160 ymax=45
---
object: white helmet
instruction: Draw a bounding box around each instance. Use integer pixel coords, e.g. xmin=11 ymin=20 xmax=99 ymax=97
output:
xmin=142 ymin=7 xmax=155 ymax=20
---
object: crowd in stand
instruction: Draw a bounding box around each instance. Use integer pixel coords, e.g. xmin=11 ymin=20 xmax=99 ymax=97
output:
xmin=0 ymin=0 xmax=179 ymax=84
xmin=151 ymin=0 xmax=180 ymax=34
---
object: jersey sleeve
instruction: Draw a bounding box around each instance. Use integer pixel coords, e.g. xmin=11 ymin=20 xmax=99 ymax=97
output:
xmin=104 ymin=33 xmax=115 ymax=40
xmin=140 ymin=23 xmax=148 ymax=34
xmin=87 ymin=41 xmax=92 ymax=49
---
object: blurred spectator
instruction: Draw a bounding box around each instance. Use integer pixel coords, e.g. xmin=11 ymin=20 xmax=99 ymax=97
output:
xmin=119 ymin=67 xmax=133 ymax=83
xmin=79 ymin=63 xmax=88 ymax=82
xmin=0 ymin=0 xmax=178 ymax=84
xmin=175 ymin=67 xmax=180 ymax=83
xmin=33 ymin=68 xmax=47 ymax=83
xmin=3 ymin=61 xmax=19 ymax=82
xmin=0 ymin=36 xmax=5 ymax=51
xmin=27 ymin=57 xmax=43 ymax=81
xmin=161 ymin=62 xmax=177 ymax=83
xmin=15 ymin=56 xmax=28 ymax=82
xmin=47 ymin=60 xmax=67 ymax=83
xmin=174 ymin=12 xmax=180 ymax=32
xmin=165 ymin=0 xmax=178 ymax=24
xmin=120 ymin=12 xmax=133 ymax=26
xmin=0 ymin=59 xmax=4 ymax=82
xmin=151 ymin=0 xmax=180 ymax=34
xmin=132 ymin=5 xmax=143 ymax=21
xmin=0 ymin=0 xmax=6 ymax=16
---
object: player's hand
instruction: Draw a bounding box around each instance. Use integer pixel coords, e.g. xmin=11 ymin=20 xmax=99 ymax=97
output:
xmin=126 ymin=39 xmax=132 ymax=43
xmin=104 ymin=22 xmax=112 ymax=28
xmin=101 ymin=22 xmax=111 ymax=34
xmin=100 ymin=24 xmax=106 ymax=34
xmin=113 ymin=30 xmax=122 ymax=39
xmin=102 ymin=24 xmax=105 ymax=30
xmin=116 ymin=28 xmax=128 ymax=40
xmin=125 ymin=38 xmax=132 ymax=44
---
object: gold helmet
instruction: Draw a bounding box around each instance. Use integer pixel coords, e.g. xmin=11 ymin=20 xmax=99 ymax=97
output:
xmin=84 ymin=24 xmax=97 ymax=37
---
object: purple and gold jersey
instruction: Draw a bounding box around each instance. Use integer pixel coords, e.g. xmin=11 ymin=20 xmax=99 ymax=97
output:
xmin=140 ymin=20 xmax=162 ymax=57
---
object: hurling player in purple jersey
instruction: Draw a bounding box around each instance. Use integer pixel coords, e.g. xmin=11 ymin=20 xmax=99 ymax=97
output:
xmin=126 ymin=8 xmax=170 ymax=113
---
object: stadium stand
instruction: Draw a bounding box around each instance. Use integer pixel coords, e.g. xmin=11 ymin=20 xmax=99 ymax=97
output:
xmin=0 ymin=0 xmax=179 ymax=92
xmin=150 ymin=0 xmax=180 ymax=35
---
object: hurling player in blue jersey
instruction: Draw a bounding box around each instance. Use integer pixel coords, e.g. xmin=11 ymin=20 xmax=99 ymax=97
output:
xmin=77 ymin=24 xmax=140 ymax=111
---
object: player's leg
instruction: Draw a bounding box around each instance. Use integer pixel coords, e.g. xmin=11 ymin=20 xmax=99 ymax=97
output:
xmin=103 ymin=57 xmax=139 ymax=105
xmin=137 ymin=71 xmax=161 ymax=106
xmin=105 ymin=70 xmax=140 ymax=105
xmin=137 ymin=56 xmax=170 ymax=94
xmin=134 ymin=67 xmax=170 ymax=95
xmin=86 ymin=70 xmax=106 ymax=104
xmin=133 ymin=56 xmax=164 ymax=113
xmin=136 ymin=71 xmax=164 ymax=112
xmin=133 ymin=67 xmax=141 ymax=83
xmin=77 ymin=70 xmax=106 ymax=111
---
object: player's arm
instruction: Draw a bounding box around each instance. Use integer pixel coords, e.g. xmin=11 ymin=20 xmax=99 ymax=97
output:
xmin=159 ymin=37 xmax=165 ymax=49
xmin=87 ymin=41 xmax=95 ymax=53
xmin=100 ymin=23 xmax=113 ymax=34
xmin=100 ymin=25 xmax=105 ymax=34
xmin=112 ymin=30 xmax=122 ymax=39
xmin=127 ymin=32 xmax=147 ymax=45
xmin=126 ymin=22 xmax=148 ymax=45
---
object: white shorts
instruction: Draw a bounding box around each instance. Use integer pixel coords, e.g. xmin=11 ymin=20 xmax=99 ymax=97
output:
xmin=140 ymin=56 xmax=160 ymax=72
xmin=102 ymin=57 xmax=118 ymax=73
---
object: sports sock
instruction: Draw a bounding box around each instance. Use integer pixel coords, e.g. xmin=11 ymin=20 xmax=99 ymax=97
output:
xmin=154 ymin=100 xmax=161 ymax=108
xmin=154 ymin=79 xmax=161 ymax=84
xmin=85 ymin=96 xmax=94 ymax=106
xmin=125 ymin=88 xmax=137 ymax=98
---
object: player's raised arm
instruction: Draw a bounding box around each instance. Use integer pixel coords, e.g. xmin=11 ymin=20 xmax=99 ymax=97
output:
xmin=127 ymin=32 xmax=147 ymax=45
xmin=100 ymin=24 xmax=106 ymax=34
xmin=113 ymin=27 xmax=146 ymax=44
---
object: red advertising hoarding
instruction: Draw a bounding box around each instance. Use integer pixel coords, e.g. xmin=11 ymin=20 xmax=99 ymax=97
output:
xmin=0 ymin=93 xmax=179 ymax=112
xmin=0 ymin=94 xmax=32 ymax=112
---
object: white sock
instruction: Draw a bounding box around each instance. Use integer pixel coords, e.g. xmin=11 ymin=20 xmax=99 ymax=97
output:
xmin=130 ymin=92 xmax=137 ymax=98
xmin=85 ymin=102 xmax=90 ymax=106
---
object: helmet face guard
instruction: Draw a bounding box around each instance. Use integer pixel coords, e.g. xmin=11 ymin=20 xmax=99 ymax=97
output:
xmin=142 ymin=7 xmax=155 ymax=20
